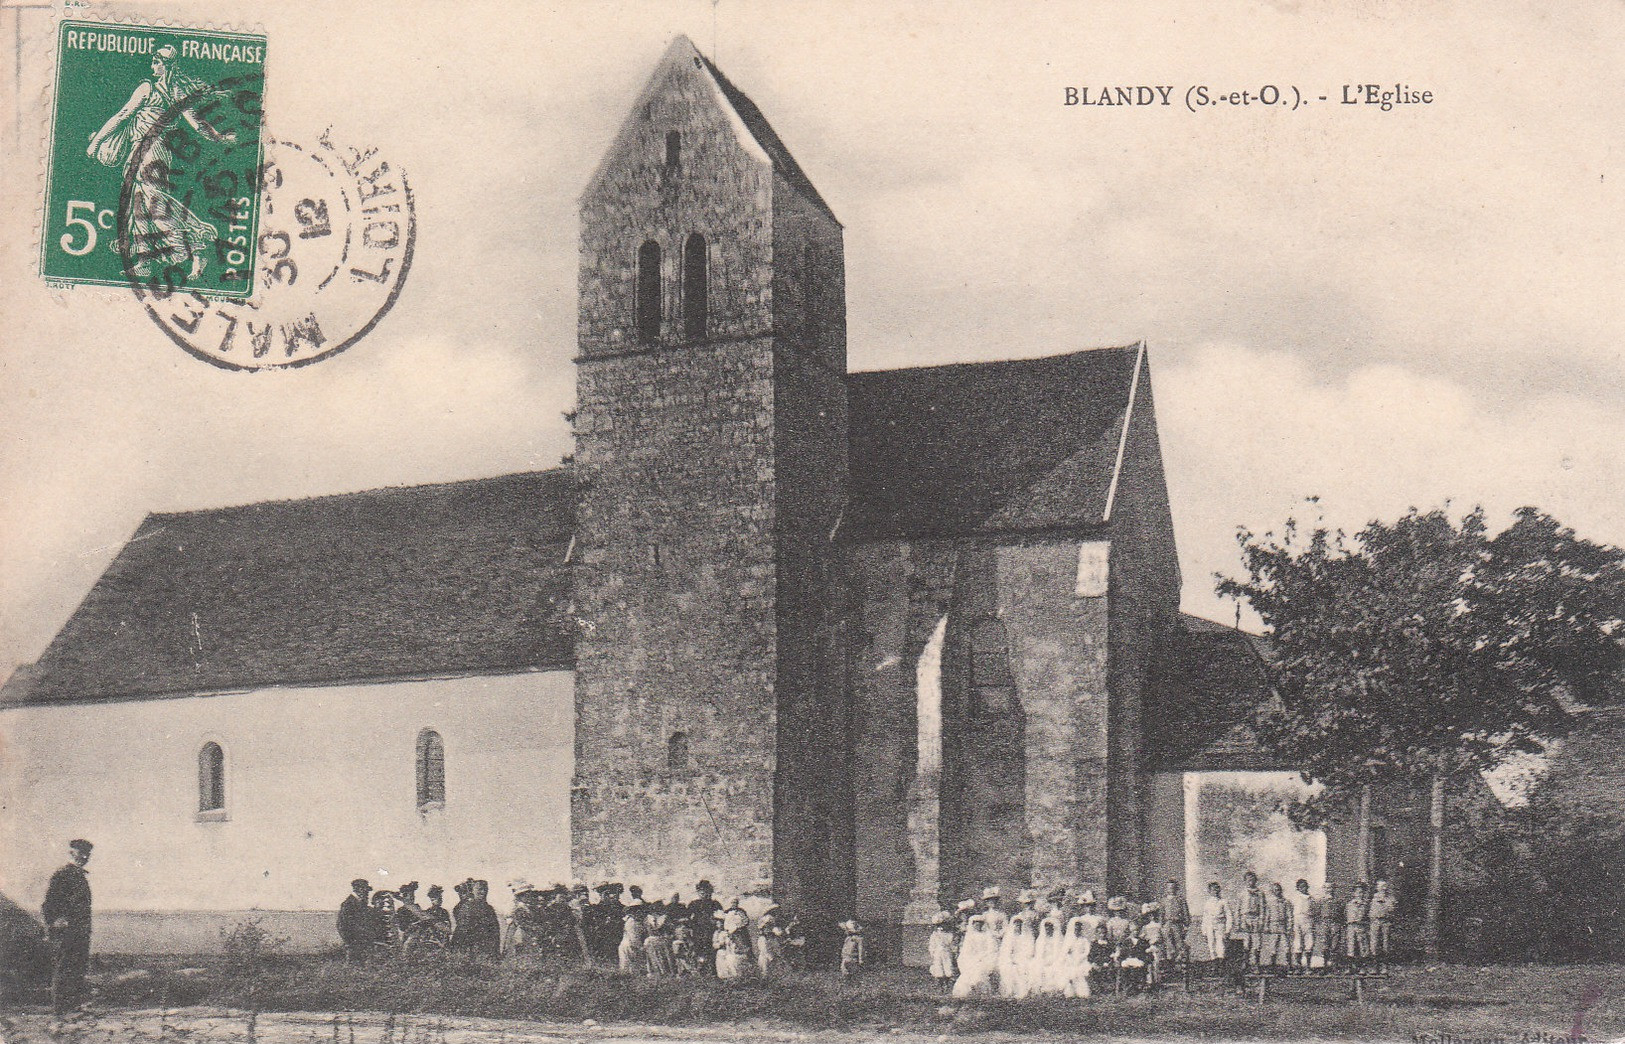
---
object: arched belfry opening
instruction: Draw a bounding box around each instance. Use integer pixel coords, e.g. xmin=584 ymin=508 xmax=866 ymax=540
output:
xmin=636 ymin=240 xmax=661 ymax=343
xmin=683 ymin=233 xmax=708 ymax=340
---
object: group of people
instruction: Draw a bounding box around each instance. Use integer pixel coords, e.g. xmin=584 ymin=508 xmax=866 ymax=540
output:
xmin=925 ymin=873 xmax=1403 ymax=1000
xmin=337 ymin=878 xmax=502 ymax=958
xmin=335 ymin=870 xmax=1401 ymax=993
xmin=1195 ymin=873 xmax=1401 ymax=974
xmin=335 ymin=876 xmax=857 ymax=979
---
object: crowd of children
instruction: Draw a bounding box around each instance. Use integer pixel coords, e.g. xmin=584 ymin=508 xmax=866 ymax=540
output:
xmin=923 ymin=874 xmax=1402 ymax=999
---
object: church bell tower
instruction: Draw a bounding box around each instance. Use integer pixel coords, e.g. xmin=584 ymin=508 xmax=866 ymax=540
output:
xmin=570 ymin=37 xmax=852 ymax=917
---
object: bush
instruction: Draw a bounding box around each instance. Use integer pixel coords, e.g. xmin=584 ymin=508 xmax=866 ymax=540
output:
xmin=220 ymin=918 xmax=290 ymax=975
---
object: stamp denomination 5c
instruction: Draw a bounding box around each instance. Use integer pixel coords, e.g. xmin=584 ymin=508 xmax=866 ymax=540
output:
xmin=41 ymin=20 xmax=267 ymax=298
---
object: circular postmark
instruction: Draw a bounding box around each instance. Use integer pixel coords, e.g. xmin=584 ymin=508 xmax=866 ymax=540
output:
xmin=123 ymin=108 xmax=414 ymax=370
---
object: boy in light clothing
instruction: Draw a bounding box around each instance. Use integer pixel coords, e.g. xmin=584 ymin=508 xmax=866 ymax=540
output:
xmin=1201 ymin=882 xmax=1230 ymax=961
xmin=1345 ymin=882 xmax=1371 ymax=966
xmin=1289 ymin=879 xmax=1315 ymax=973
xmin=1368 ymin=880 xmax=1396 ymax=974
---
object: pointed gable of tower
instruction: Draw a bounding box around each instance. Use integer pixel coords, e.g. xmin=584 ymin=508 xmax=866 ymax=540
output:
xmin=582 ymin=36 xmax=837 ymax=226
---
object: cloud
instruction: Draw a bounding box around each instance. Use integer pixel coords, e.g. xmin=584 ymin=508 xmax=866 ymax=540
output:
xmin=1161 ymin=341 xmax=1625 ymax=622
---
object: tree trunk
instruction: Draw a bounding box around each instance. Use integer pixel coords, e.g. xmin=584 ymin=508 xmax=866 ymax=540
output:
xmin=1357 ymin=785 xmax=1373 ymax=882
xmin=1424 ymin=774 xmax=1445 ymax=958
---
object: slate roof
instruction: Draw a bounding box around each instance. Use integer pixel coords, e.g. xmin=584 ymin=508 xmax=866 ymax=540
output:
xmin=845 ymin=345 xmax=1142 ymax=540
xmin=1141 ymin=614 xmax=1281 ymax=771
xmin=15 ymin=471 xmax=576 ymax=706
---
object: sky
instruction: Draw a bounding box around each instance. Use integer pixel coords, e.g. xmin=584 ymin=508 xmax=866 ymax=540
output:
xmin=1 ymin=0 xmax=1621 ymax=681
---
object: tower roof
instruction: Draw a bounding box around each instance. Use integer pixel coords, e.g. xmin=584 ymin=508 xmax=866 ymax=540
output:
xmin=582 ymin=35 xmax=838 ymax=225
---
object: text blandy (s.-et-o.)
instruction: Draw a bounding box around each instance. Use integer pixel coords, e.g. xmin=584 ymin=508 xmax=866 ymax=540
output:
xmin=1062 ymin=83 xmax=1435 ymax=113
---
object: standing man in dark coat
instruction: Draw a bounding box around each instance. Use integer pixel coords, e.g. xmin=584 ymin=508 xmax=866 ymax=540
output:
xmin=685 ymin=879 xmax=722 ymax=976
xmin=42 ymin=839 xmax=93 ymax=1016
xmin=337 ymin=879 xmax=374 ymax=960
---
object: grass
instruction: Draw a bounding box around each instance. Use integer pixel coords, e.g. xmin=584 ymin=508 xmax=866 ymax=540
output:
xmin=7 ymin=955 xmax=1624 ymax=1041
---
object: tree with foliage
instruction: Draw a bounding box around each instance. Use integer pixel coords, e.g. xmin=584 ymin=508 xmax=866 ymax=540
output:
xmin=1217 ymin=503 xmax=1625 ymax=955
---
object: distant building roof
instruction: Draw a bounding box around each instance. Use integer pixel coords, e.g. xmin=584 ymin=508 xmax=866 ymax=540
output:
xmin=14 ymin=470 xmax=576 ymax=706
xmin=1535 ymin=704 xmax=1625 ymax=818
xmin=1142 ymin=614 xmax=1281 ymax=771
xmin=845 ymin=345 xmax=1143 ymax=540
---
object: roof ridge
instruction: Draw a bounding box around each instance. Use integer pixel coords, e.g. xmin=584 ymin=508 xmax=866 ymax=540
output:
xmin=694 ymin=52 xmax=838 ymax=224
xmin=847 ymin=343 xmax=1142 ymax=382
xmin=144 ymin=467 xmax=571 ymax=522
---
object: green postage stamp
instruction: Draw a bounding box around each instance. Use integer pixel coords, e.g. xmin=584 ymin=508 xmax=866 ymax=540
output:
xmin=40 ymin=21 xmax=267 ymax=297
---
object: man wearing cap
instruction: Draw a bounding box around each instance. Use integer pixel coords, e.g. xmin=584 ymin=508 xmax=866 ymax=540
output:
xmin=42 ymin=839 xmax=94 ymax=1015
xmin=1240 ymin=871 xmax=1266 ymax=969
xmin=587 ymin=882 xmax=625 ymax=964
xmin=338 ymin=879 xmax=374 ymax=960
xmin=1160 ymin=879 xmax=1191 ymax=966
xmin=686 ymin=880 xmax=722 ymax=975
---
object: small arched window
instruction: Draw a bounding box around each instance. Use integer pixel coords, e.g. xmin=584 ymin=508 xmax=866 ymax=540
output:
xmin=636 ymin=240 xmax=661 ymax=343
xmin=198 ymin=742 xmax=225 ymax=812
xmin=682 ymin=233 xmax=708 ymax=340
xmin=665 ymin=130 xmax=681 ymax=168
xmin=666 ymin=730 xmax=689 ymax=771
xmin=416 ymin=729 xmax=445 ymax=810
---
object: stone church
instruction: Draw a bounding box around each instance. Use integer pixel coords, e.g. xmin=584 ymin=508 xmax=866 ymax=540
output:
xmin=1 ymin=38 xmax=1349 ymax=956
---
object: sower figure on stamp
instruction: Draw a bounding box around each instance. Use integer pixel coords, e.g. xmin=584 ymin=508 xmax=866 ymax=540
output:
xmin=84 ymin=45 xmax=236 ymax=281
xmin=42 ymin=839 xmax=93 ymax=1016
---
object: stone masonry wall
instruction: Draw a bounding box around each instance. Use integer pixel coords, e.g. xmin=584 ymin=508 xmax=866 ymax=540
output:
xmin=769 ymin=173 xmax=852 ymax=918
xmin=573 ymin=47 xmax=853 ymax=912
xmin=1108 ymin=356 xmax=1182 ymax=895
xmin=573 ymin=50 xmax=783 ymax=900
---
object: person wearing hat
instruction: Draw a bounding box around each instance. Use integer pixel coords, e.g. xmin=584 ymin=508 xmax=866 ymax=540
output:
xmin=839 ymin=919 xmax=866 ymax=980
xmin=1104 ymin=896 xmax=1135 ymax=946
xmin=1260 ymin=882 xmax=1293 ymax=971
xmin=587 ymin=882 xmax=625 ymax=964
xmin=462 ymin=880 xmax=502 ymax=958
xmin=979 ymin=886 xmax=1008 ymax=942
xmin=1289 ymin=878 xmax=1315 ymax=974
xmin=997 ymin=892 xmax=1039 ymax=998
xmin=715 ymin=898 xmax=752 ymax=979
xmin=927 ymin=910 xmax=958 ymax=987
xmin=43 ymin=839 xmax=94 ymax=1015
xmin=1058 ymin=911 xmax=1095 ymax=999
xmin=1160 ymin=879 xmax=1191 ymax=967
xmin=1072 ymin=890 xmax=1104 ymax=945
xmin=566 ymin=883 xmax=594 ymax=964
xmin=618 ymin=894 xmax=649 ymax=973
xmin=1240 ymin=872 xmax=1266 ymax=970
xmin=685 ymin=879 xmax=722 ymax=975
xmin=952 ymin=913 xmax=995 ymax=997
xmin=338 ymin=878 xmax=374 ymax=961
xmin=506 ymin=882 xmax=546 ymax=955
xmin=1368 ymin=879 xmax=1397 ymax=974
xmin=755 ymin=902 xmax=787 ymax=977
xmin=407 ymin=884 xmax=452 ymax=953
xmin=643 ymin=898 xmax=677 ymax=978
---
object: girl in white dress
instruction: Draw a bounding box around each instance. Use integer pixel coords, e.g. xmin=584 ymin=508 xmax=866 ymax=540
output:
xmin=1061 ymin=916 xmax=1095 ymax=999
xmin=952 ymin=914 xmax=995 ymax=997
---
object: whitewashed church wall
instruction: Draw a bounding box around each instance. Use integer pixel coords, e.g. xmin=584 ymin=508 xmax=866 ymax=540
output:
xmin=0 ymin=670 xmax=573 ymax=953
